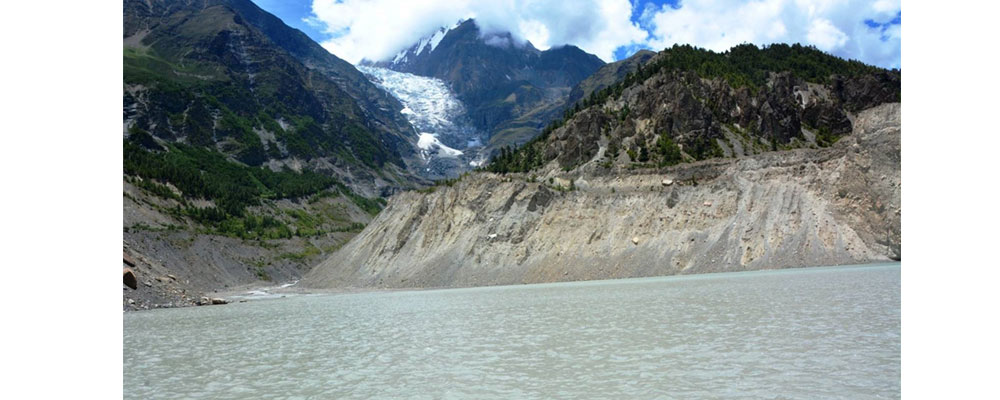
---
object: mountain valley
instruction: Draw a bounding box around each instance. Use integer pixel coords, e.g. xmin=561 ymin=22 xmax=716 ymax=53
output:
xmin=305 ymin=44 xmax=901 ymax=289
xmin=122 ymin=0 xmax=901 ymax=307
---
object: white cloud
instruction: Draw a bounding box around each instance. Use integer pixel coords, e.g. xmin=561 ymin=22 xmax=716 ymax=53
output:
xmin=309 ymin=0 xmax=647 ymax=64
xmin=308 ymin=0 xmax=900 ymax=69
xmin=517 ymin=19 xmax=550 ymax=50
xmin=807 ymin=18 xmax=848 ymax=51
xmin=643 ymin=0 xmax=901 ymax=68
xmin=871 ymin=0 xmax=901 ymax=14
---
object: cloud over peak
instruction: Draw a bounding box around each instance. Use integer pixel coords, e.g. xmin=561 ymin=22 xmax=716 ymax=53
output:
xmin=309 ymin=0 xmax=647 ymax=64
xmin=306 ymin=0 xmax=900 ymax=68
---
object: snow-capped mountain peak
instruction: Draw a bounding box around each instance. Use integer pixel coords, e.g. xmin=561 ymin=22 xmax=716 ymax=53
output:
xmin=384 ymin=20 xmax=463 ymax=67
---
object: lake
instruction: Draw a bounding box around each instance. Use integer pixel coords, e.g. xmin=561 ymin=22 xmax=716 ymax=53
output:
xmin=124 ymin=263 xmax=900 ymax=399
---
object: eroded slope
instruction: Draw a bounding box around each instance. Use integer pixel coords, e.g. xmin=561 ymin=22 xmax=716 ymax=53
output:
xmin=304 ymin=103 xmax=899 ymax=289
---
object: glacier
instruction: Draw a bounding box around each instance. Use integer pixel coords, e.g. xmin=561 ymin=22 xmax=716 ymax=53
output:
xmin=357 ymin=65 xmax=486 ymax=177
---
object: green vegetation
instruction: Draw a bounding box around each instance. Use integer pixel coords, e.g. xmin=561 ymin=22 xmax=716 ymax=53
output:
xmin=255 ymin=265 xmax=272 ymax=282
xmin=131 ymin=178 xmax=182 ymax=202
xmin=654 ymin=133 xmax=684 ymax=166
xmin=125 ymin=136 xmax=335 ymax=215
xmin=333 ymin=222 xmax=367 ymax=233
xmin=125 ymin=134 xmax=381 ymax=240
xmin=618 ymin=104 xmax=631 ymax=121
xmin=342 ymin=191 xmax=385 ymax=216
xmin=485 ymin=142 xmax=549 ymax=174
xmin=485 ymin=43 xmax=892 ymax=175
xmin=686 ymin=136 xmax=725 ymax=161
xmin=207 ymin=213 xmax=294 ymax=240
xmin=637 ymin=145 xmax=650 ymax=162
xmin=617 ymin=43 xmax=889 ymax=96
xmin=626 ymin=148 xmax=637 ymax=162
xmin=280 ymin=242 xmax=322 ymax=262
xmin=286 ymin=209 xmax=323 ymax=237
xmin=123 ymin=47 xmax=225 ymax=85
xmin=812 ymin=125 xmax=842 ymax=147
xmin=125 ymin=44 xmax=404 ymax=170
xmin=573 ymin=43 xmax=893 ymax=114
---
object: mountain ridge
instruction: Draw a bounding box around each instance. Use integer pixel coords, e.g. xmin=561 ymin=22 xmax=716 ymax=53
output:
xmin=364 ymin=19 xmax=606 ymax=156
xmin=124 ymin=0 xmax=424 ymax=195
xmin=486 ymin=43 xmax=900 ymax=174
xmin=567 ymin=49 xmax=657 ymax=108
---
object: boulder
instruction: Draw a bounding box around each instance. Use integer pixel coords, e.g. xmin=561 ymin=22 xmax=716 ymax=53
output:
xmin=123 ymin=252 xmax=136 ymax=267
xmin=123 ymin=268 xmax=137 ymax=290
xmin=661 ymin=179 xmax=673 ymax=186
xmin=210 ymin=298 xmax=228 ymax=305
xmin=631 ymin=237 xmax=640 ymax=245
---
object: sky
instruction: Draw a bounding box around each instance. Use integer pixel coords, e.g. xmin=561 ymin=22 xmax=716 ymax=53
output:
xmin=251 ymin=0 xmax=900 ymax=69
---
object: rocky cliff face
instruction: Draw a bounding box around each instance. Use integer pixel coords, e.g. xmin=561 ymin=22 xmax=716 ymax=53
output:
xmin=303 ymin=103 xmax=899 ymax=289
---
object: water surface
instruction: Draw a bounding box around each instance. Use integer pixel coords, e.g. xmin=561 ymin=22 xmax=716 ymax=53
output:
xmin=124 ymin=263 xmax=900 ymax=399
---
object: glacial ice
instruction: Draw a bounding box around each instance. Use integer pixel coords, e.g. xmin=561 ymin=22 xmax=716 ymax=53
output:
xmin=418 ymin=133 xmax=463 ymax=158
xmin=357 ymin=65 xmax=481 ymax=163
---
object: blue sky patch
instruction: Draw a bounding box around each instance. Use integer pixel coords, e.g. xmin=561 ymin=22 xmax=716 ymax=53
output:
xmin=864 ymin=11 xmax=901 ymax=41
xmin=252 ymin=0 xmax=330 ymax=43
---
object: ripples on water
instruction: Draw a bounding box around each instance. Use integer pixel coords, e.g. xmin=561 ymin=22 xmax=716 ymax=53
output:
xmin=124 ymin=264 xmax=900 ymax=399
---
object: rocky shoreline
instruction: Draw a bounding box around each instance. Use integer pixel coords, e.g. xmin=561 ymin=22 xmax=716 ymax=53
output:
xmin=122 ymin=237 xmax=318 ymax=312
